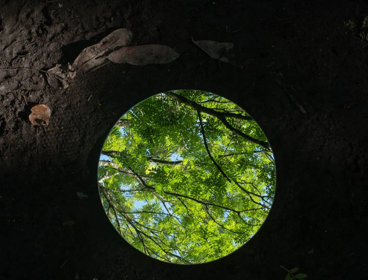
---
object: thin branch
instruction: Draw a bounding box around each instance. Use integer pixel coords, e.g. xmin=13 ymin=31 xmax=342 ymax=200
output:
xmin=99 ymin=160 xmax=144 ymax=177
xmin=239 ymin=207 xmax=264 ymax=213
xmin=204 ymin=205 xmax=247 ymax=234
xmin=218 ymin=152 xmax=247 ymax=158
xmin=115 ymin=119 xmax=130 ymax=127
xmin=148 ymin=157 xmax=183 ymax=165
xmin=165 ymin=91 xmax=253 ymax=121
xmin=164 ymin=190 xmax=242 ymax=213
xmin=127 ymin=165 xmax=247 ymax=213
xmin=197 ymin=110 xmax=232 ymax=183
xmin=99 ymin=186 xmax=121 ymax=234
xmin=130 ymin=219 xmax=165 ymax=234
xmin=122 ymin=213 xmax=149 ymax=253
xmin=138 ymin=230 xmax=190 ymax=263
xmin=98 ymin=173 xmax=119 ymax=184
xmin=101 ymin=187 xmax=146 ymax=193
xmin=217 ymin=116 xmax=270 ymax=149
xmin=177 ymin=197 xmax=193 ymax=218
xmin=127 ymin=210 xmax=173 ymax=216
xmin=101 ymin=150 xmax=119 ymax=157
xmin=165 ymin=92 xmax=269 ymax=148
xmin=197 ymin=110 xmax=269 ymax=208
xmin=101 ymin=151 xmax=183 ymax=165
xmin=237 ymin=212 xmax=262 ymax=227
xmin=197 ymin=98 xmax=231 ymax=104
xmin=231 ymin=178 xmax=271 ymax=209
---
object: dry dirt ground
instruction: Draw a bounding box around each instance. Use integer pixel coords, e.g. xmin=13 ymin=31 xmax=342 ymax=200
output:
xmin=1 ymin=0 xmax=368 ymax=279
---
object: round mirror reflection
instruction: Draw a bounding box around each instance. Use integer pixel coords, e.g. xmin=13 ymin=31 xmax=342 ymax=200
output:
xmin=98 ymin=90 xmax=276 ymax=264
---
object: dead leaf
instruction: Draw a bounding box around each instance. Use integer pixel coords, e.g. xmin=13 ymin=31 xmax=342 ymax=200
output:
xmin=29 ymin=104 xmax=51 ymax=127
xmin=192 ymin=39 xmax=234 ymax=63
xmin=62 ymin=220 xmax=75 ymax=226
xmin=46 ymin=64 xmax=75 ymax=89
xmin=71 ymin=28 xmax=132 ymax=73
xmin=46 ymin=29 xmax=178 ymax=80
xmin=76 ymin=192 xmax=88 ymax=199
xmin=107 ymin=44 xmax=180 ymax=65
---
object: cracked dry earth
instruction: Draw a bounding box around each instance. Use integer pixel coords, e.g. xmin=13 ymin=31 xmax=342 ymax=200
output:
xmin=1 ymin=0 xmax=368 ymax=280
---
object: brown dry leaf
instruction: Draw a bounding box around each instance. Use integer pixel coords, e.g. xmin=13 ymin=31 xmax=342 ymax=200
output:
xmin=29 ymin=104 xmax=51 ymax=127
xmin=71 ymin=28 xmax=132 ymax=73
xmin=46 ymin=64 xmax=75 ymax=89
xmin=192 ymin=39 xmax=234 ymax=63
xmin=107 ymin=44 xmax=180 ymax=65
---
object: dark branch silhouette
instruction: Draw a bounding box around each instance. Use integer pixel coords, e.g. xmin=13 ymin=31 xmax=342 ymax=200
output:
xmin=197 ymin=110 xmax=232 ymax=183
xmin=165 ymin=91 xmax=253 ymax=120
xmin=165 ymin=92 xmax=269 ymax=148
xmin=101 ymin=151 xmax=183 ymax=165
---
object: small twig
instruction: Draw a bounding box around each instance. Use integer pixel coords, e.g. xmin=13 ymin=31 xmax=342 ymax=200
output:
xmin=59 ymin=258 xmax=69 ymax=269
xmin=275 ymin=73 xmax=307 ymax=115
xmin=287 ymin=87 xmax=307 ymax=114
xmin=22 ymin=95 xmax=28 ymax=105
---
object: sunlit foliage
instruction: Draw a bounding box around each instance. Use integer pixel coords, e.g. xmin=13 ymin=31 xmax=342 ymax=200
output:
xmin=98 ymin=90 xmax=276 ymax=264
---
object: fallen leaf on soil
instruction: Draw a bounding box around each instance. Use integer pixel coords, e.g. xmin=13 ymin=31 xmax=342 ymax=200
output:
xmin=46 ymin=64 xmax=75 ymax=89
xmin=46 ymin=28 xmax=179 ymax=80
xmin=76 ymin=192 xmax=88 ymax=199
xmin=107 ymin=44 xmax=180 ymax=65
xmin=192 ymin=39 xmax=234 ymax=63
xmin=28 ymin=104 xmax=51 ymax=127
xmin=71 ymin=28 xmax=133 ymax=73
xmin=62 ymin=220 xmax=75 ymax=226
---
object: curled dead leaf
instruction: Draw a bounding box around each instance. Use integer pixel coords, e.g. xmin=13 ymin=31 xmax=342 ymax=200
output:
xmin=71 ymin=28 xmax=133 ymax=73
xmin=192 ymin=39 xmax=234 ymax=63
xmin=45 ymin=28 xmax=179 ymax=81
xmin=29 ymin=104 xmax=51 ymax=127
xmin=46 ymin=64 xmax=75 ymax=89
xmin=107 ymin=44 xmax=180 ymax=65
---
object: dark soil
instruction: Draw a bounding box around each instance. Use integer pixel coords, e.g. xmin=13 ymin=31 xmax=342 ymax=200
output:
xmin=1 ymin=0 xmax=368 ymax=279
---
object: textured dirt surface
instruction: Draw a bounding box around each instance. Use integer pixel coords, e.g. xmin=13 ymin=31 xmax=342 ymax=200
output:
xmin=1 ymin=0 xmax=368 ymax=279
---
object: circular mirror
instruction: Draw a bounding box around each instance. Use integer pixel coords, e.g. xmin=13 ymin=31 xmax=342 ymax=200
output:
xmin=98 ymin=90 xmax=276 ymax=264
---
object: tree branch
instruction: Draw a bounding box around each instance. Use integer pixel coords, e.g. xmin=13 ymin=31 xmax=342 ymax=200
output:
xmin=127 ymin=165 xmax=248 ymax=214
xmin=115 ymin=118 xmax=130 ymax=127
xmin=197 ymin=110 xmax=232 ymax=183
xmin=204 ymin=205 xmax=247 ymax=234
xmin=165 ymin=92 xmax=269 ymax=148
xmin=101 ymin=151 xmax=183 ymax=165
xmin=148 ymin=157 xmax=183 ymax=165
xmin=165 ymin=91 xmax=253 ymax=120
xmin=99 ymin=160 xmax=145 ymax=177
xmin=99 ymin=186 xmax=121 ymax=234
xmin=217 ymin=116 xmax=270 ymax=149
xmin=197 ymin=110 xmax=270 ymax=209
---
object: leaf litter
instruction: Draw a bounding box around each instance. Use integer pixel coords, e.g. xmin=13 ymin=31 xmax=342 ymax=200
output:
xmin=71 ymin=28 xmax=133 ymax=73
xmin=45 ymin=28 xmax=179 ymax=88
xmin=192 ymin=38 xmax=234 ymax=63
xmin=28 ymin=104 xmax=51 ymax=127
xmin=107 ymin=44 xmax=180 ymax=65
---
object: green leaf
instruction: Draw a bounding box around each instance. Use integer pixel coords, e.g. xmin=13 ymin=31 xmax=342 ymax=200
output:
xmin=76 ymin=192 xmax=88 ymax=199
xmin=62 ymin=220 xmax=75 ymax=226
xmin=295 ymin=273 xmax=308 ymax=279
xmin=345 ymin=19 xmax=357 ymax=31
xmin=285 ymin=274 xmax=292 ymax=280
xmin=362 ymin=16 xmax=368 ymax=29
xmin=289 ymin=267 xmax=299 ymax=274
